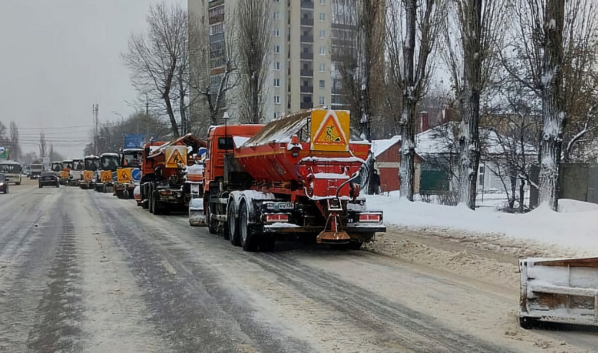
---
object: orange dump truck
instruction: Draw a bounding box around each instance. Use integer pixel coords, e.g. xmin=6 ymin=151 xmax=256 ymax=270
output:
xmin=199 ymin=109 xmax=385 ymax=252
xmin=139 ymin=134 xmax=207 ymax=214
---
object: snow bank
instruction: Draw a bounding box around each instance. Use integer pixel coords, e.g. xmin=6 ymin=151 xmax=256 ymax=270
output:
xmin=558 ymin=199 xmax=598 ymax=213
xmin=367 ymin=195 xmax=598 ymax=255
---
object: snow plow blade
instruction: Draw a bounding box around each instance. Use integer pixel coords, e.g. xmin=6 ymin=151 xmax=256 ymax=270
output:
xmin=189 ymin=198 xmax=207 ymax=227
xmin=520 ymin=257 xmax=598 ymax=328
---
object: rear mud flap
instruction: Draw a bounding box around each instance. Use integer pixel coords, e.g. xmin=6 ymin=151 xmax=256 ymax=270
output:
xmin=189 ymin=198 xmax=207 ymax=227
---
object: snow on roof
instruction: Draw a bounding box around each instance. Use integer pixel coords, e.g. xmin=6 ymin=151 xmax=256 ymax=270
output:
xmin=244 ymin=109 xmax=312 ymax=146
xmin=372 ymin=136 xmax=401 ymax=157
xmin=233 ymin=136 xmax=251 ymax=148
xmin=415 ymin=122 xmax=538 ymax=156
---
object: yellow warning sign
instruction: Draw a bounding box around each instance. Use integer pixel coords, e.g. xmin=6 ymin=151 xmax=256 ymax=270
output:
xmin=310 ymin=110 xmax=350 ymax=151
xmin=117 ymin=168 xmax=131 ymax=184
xmin=83 ymin=170 xmax=93 ymax=181
xmin=101 ymin=171 xmax=112 ymax=183
xmin=61 ymin=171 xmax=69 ymax=179
xmin=165 ymin=146 xmax=187 ymax=169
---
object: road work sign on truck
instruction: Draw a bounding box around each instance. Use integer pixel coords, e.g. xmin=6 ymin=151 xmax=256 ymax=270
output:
xmin=310 ymin=110 xmax=350 ymax=152
xmin=165 ymin=146 xmax=187 ymax=168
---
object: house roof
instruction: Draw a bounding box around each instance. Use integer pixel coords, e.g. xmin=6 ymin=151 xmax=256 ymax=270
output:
xmin=372 ymin=135 xmax=401 ymax=157
xmin=415 ymin=122 xmax=538 ymax=156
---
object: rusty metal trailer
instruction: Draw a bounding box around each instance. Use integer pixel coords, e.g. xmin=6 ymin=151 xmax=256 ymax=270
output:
xmin=520 ymin=257 xmax=598 ymax=328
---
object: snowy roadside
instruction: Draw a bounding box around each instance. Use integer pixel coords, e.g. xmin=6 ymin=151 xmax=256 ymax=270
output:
xmin=366 ymin=194 xmax=598 ymax=257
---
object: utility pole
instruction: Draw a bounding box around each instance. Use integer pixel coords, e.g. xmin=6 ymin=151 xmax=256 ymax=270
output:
xmin=93 ymin=103 xmax=99 ymax=156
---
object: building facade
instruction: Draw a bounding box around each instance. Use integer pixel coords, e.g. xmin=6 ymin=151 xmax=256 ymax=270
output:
xmin=188 ymin=0 xmax=353 ymax=125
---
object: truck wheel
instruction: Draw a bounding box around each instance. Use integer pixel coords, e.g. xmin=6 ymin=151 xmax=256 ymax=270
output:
xmin=152 ymin=192 xmax=162 ymax=215
xmin=149 ymin=189 xmax=155 ymax=214
xmin=142 ymin=185 xmax=149 ymax=209
xmin=206 ymin=201 xmax=217 ymax=235
xmin=228 ymin=200 xmax=240 ymax=246
xmin=239 ymin=202 xmax=257 ymax=252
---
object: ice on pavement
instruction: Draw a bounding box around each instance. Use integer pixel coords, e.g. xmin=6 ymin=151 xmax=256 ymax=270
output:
xmin=367 ymin=195 xmax=598 ymax=255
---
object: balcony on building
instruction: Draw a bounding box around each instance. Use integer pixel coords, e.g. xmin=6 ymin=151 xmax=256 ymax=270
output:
xmin=300 ymin=69 xmax=313 ymax=77
xmin=301 ymin=0 xmax=314 ymax=10
xmin=300 ymin=85 xmax=313 ymax=93
xmin=301 ymin=17 xmax=314 ymax=27
xmin=300 ymin=34 xmax=313 ymax=44
xmin=301 ymin=101 xmax=314 ymax=109
xmin=300 ymin=50 xmax=313 ymax=60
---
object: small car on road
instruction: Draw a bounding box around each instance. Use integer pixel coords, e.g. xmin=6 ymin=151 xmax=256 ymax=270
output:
xmin=39 ymin=172 xmax=60 ymax=188
xmin=0 ymin=174 xmax=8 ymax=194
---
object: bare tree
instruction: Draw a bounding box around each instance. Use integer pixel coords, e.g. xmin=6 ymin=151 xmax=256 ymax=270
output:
xmin=236 ymin=0 xmax=272 ymax=124
xmin=39 ymin=132 xmax=47 ymax=158
xmin=443 ymin=0 xmax=506 ymax=209
xmin=499 ymin=0 xmax=597 ymax=210
xmin=188 ymin=12 xmax=239 ymax=131
xmin=9 ymin=121 xmax=20 ymax=161
xmin=335 ymin=0 xmax=386 ymax=194
xmin=386 ymin=0 xmax=442 ymax=200
xmin=122 ymin=2 xmax=188 ymax=138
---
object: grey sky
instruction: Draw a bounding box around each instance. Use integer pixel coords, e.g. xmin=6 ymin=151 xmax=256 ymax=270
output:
xmin=0 ymin=0 xmax=184 ymax=158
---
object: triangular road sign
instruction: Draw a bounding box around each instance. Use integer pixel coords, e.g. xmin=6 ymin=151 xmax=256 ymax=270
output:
xmin=167 ymin=149 xmax=184 ymax=165
xmin=313 ymin=112 xmax=348 ymax=146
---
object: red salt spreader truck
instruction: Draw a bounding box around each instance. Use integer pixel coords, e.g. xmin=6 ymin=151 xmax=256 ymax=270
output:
xmin=194 ymin=108 xmax=386 ymax=252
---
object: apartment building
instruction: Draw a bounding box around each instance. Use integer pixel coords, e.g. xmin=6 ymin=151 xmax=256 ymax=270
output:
xmin=188 ymin=0 xmax=354 ymax=123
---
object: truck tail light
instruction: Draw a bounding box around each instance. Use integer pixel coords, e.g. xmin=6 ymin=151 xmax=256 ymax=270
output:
xmin=359 ymin=213 xmax=381 ymax=223
xmin=266 ymin=214 xmax=289 ymax=223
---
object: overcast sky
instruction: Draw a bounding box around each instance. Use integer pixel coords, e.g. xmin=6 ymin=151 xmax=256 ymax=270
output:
xmin=0 ymin=0 xmax=185 ymax=157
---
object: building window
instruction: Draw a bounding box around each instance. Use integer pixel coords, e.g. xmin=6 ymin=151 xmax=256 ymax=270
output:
xmin=319 ymin=80 xmax=326 ymax=88
xmin=320 ymin=0 xmax=326 ymax=4
xmin=274 ymin=96 xmax=281 ymax=104
xmin=319 ymin=46 xmax=326 ymax=55
xmin=274 ymin=0 xmax=281 ymax=2
xmin=274 ymin=78 xmax=281 ymax=87
xmin=274 ymin=11 xmax=280 ymax=20
xmin=274 ymin=62 xmax=281 ymax=70
xmin=319 ymin=13 xmax=326 ymax=21
xmin=210 ymin=23 xmax=224 ymax=35
xmin=319 ymin=96 xmax=325 ymax=105
xmin=274 ymin=45 xmax=281 ymax=53
xmin=273 ymin=28 xmax=280 ymax=36
xmin=319 ymin=30 xmax=326 ymax=38
xmin=319 ymin=63 xmax=326 ymax=72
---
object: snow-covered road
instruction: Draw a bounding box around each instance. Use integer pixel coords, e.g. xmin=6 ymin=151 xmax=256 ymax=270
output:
xmin=0 ymin=180 xmax=596 ymax=352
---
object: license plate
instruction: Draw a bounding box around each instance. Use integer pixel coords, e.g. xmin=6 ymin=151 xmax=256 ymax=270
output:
xmin=266 ymin=202 xmax=294 ymax=211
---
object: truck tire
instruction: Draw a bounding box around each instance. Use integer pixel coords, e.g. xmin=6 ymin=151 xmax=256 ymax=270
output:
xmin=142 ymin=185 xmax=149 ymax=209
xmin=207 ymin=203 xmax=217 ymax=235
xmin=519 ymin=317 xmax=537 ymax=330
xmin=239 ymin=201 xmax=257 ymax=252
xmin=152 ymin=191 xmax=162 ymax=215
xmin=228 ymin=199 xmax=240 ymax=246
xmin=149 ymin=188 xmax=155 ymax=214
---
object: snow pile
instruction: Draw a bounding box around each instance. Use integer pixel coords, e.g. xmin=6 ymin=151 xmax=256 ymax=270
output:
xmin=558 ymin=199 xmax=598 ymax=213
xmin=367 ymin=195 xmax=598 ymax=255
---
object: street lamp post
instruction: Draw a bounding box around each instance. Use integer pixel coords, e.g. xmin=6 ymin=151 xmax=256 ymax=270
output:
xmin=112 ymin=111 xmax=125 ymax=150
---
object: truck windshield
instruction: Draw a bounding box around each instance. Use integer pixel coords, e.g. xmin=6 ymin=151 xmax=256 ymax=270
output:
xmin=31 ymin=165 xmax=43 ymax=171
xmin=63 ymin=162 xmax=73 ymax=169
xmin=123 ymin=151 xmax=142 ymax=168
xmin=73 ymin=160 xmax=83 ymax=170
xmin=52 ymin=163 xmax=62 ymax=172
xmin=85 ymin=159 xmax=99 ymax=171
xmin=102 ymin=156 xmax=120 ymax=171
